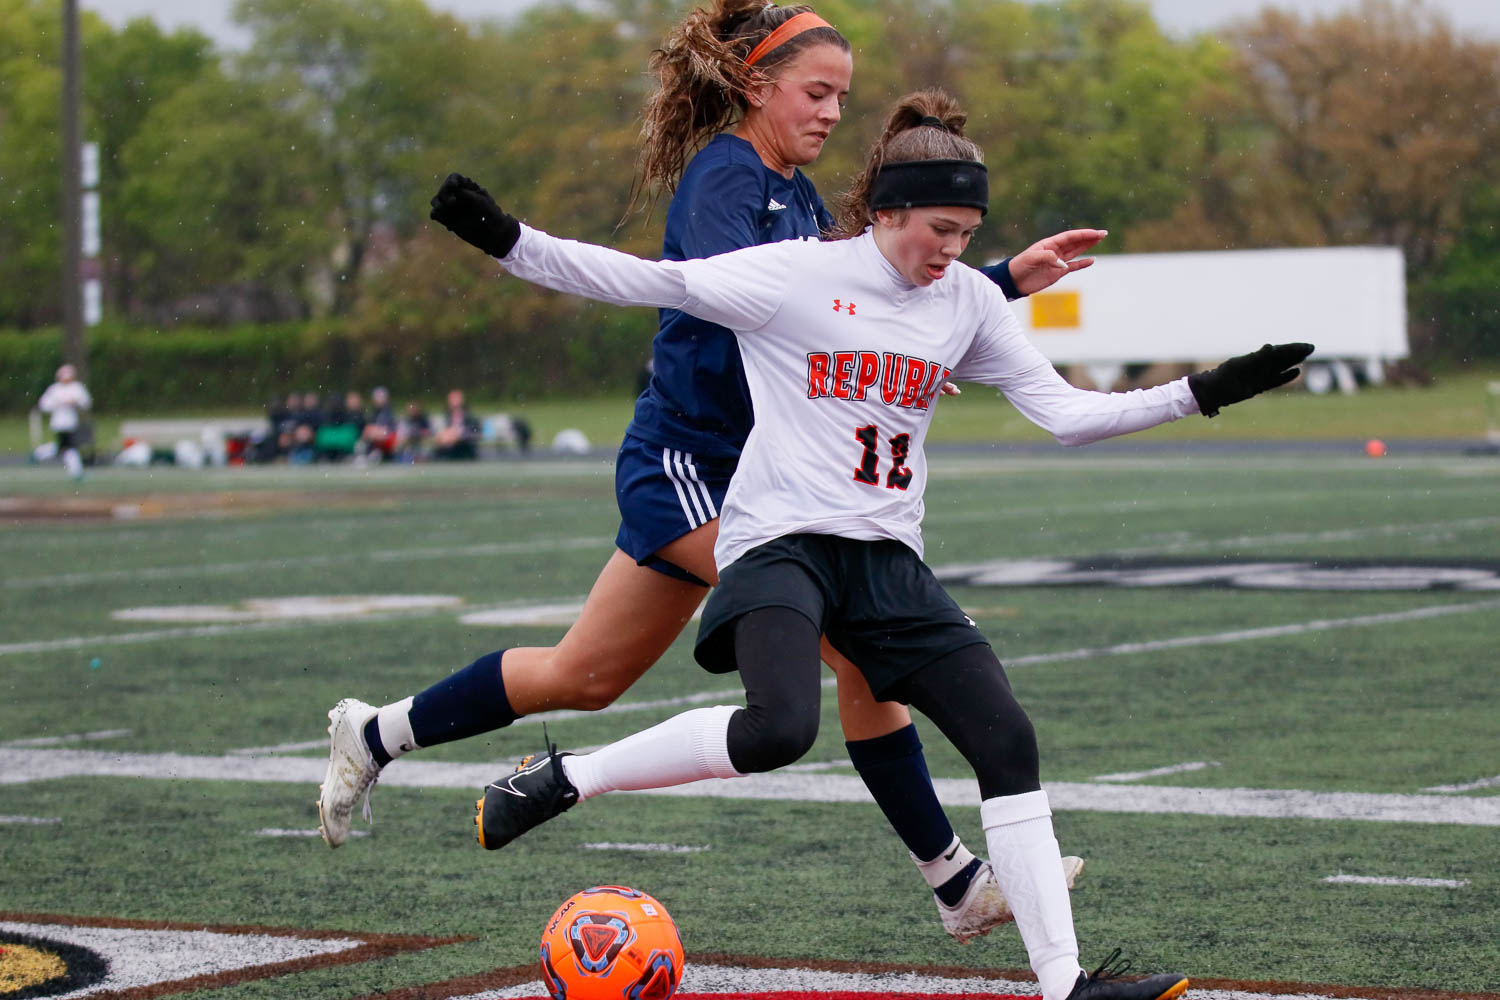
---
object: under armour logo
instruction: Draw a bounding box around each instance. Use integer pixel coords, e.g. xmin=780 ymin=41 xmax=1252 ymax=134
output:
xmin=832 ymin=299 xmax=856 ymax=315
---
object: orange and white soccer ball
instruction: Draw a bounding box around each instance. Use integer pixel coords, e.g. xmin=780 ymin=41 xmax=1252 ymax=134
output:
xmin=539 ymin=885 xmax=685 ymax=1000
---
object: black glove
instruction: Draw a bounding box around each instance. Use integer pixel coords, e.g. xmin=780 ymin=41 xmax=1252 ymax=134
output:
xmin=429 ymin=173 xmax=521 ymax=258
xmin=1188 ymin=342 xmax=1315 ymax=417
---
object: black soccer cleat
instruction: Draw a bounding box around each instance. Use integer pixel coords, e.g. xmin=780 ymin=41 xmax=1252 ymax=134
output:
xmin=475 ymin=745 xmax=578 ymax=850
xmin=1064 ymin=950 xmax=1189 ymax=1000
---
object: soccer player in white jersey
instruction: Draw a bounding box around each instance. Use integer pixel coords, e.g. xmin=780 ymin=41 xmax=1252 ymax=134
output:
xmin=432 ymin=88 xmax=1312 ymax=1000
xmin=35 ymin=364 xmax=92 ymax=481
xmin=323 ymin=0 xmax=1098 ymax=946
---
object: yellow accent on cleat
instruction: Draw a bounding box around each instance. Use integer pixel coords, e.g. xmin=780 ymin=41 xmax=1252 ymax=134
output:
xmin=1156 ymin=978 xmax=1189 ymax=1000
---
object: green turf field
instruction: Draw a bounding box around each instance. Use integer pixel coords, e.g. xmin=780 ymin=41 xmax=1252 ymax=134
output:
xmin=2 ymin=443 xmax=1498 ymax=999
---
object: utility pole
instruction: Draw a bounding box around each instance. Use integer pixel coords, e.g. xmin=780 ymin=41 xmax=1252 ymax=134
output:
xmin=60 ymin=0 xmax=89 ymax=380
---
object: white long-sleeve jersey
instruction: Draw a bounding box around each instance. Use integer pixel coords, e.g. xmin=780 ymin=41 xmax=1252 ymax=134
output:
xmin=502 ymin=225 xmax=1199 ymax=570
xmin=38 ymin=380 xmax=92 ymax=433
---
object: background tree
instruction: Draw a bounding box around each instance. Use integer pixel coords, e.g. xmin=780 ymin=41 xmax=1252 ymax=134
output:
xmin=0 ymin=0 xmax=77 ymax=326
xmin=84 ymin=20 xmax=218 ymax=316
xmin=115 ymin=68 xmax=336 ymax=322
xmin=234 ymin=0 xmax=496 ymax=313
xmin=1132 ymin=0 xmax=1500 ymax=355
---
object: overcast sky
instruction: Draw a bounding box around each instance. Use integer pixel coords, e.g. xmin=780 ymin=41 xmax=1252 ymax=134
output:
xmin=80 ymin=0 xmax=1500 ymax=52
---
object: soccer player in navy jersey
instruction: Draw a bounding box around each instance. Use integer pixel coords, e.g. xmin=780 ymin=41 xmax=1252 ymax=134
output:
xmin=320 ymin=0 xmax=1096 ymax=942
xmin=431 ymin=87 xmax=1308 ymax=1000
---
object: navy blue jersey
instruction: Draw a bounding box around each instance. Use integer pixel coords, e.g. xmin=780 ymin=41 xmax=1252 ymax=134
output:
xmin=626 ymin=133 xmax=832 ymax=458
xmin=625 ymin=132 xmax=1019 ymax=460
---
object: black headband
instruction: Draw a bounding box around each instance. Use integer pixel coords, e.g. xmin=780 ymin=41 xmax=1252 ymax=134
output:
xmin=869 ymin=159 xmax=988 ymax=217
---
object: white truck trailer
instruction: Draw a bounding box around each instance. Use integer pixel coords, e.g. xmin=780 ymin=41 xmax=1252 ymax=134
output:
xmin=1008 ymin=245 xmax=1409 ymax=393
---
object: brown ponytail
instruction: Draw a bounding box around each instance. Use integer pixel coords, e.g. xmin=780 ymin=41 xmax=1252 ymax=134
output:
xmin=832 ymin=89 xmax=985 ymax=238
xmin=631 ymin=0 xmax=848 ymax=207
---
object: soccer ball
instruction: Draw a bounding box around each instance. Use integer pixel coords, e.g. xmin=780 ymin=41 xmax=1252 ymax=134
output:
xmin=539 ymin=885 xmax=685 ymax=1000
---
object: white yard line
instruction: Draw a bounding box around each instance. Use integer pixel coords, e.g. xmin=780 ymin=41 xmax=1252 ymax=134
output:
xmin=1324 ymin=874 xmax=1470 ymax=888
xmin=0 ymin=815 xmax=62 ymax=824
xmin=931 ymin=486 xmax=1500 ymax=528
xmin=1007 ymin=596 xmax=1500 ymax=666
xmin=0 ymin=728 xmax=131 ymax=747
xmin=1425 ymin=774 xmax=1500 ymax=793
xmin=1094 ymin=761 xmax=1220 ymax=782
xmin=581 ymin=842 xmax=710 ymax=854
xmin=466 ymin=962 xmax=1487 ymax=1000
xmin=1110 ymin=515 xmax=1500 ymax=557
xmin=7 ymin=588 xmax=1497 ymax=663
xmin=0 ymin=608 xmax=459 ymax=656
xmin=2 ymin=534 xmax=612 ymax=589
xmin=4 ymin=747 xmax=1499 ymax=826
xmin=257 ymin=827 xmax=367 ymax=838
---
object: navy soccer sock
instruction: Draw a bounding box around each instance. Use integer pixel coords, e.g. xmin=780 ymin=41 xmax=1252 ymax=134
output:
xmin=363 ymin=649 xmax=520 ymax=766
xmin=846 ymin=724 xmax=979 ymax=905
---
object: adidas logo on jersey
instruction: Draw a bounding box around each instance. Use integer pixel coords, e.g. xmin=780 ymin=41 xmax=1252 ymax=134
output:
xmin=767 ymin=198 xmax=787 ymax=211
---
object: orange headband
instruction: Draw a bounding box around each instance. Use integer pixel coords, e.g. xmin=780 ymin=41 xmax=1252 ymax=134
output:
xmin=744 ymin=11 xmax=833 ymax=67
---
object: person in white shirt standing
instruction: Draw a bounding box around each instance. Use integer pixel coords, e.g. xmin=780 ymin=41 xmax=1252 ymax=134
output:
xmin=35 ymin=364 xmax=92 ymax=481
xmin=433 ymin=88 xmax=1312 ymax=1000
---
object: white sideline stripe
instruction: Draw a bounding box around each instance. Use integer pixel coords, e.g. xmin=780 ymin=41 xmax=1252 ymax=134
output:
xmin=1112 ymin=514 xmax=1500 ymax=558
xmin=0 ymin=815 xmax=62 ymax=824
xmin=1324 ymin=874 xmax=1470 ymax=888
xmin=0 ymin=728 xmax=131 ymax=747
xmin=1425 ymin=774 xmax=1500 ymax=793
xmin=1094 ymin=761 xmax=1220 ymax=782
xmin=934 ymin=489 xmax=1500 ymax=528
xmin=466 ymin=964 xmax=1445 ymax=1000
xmin=327 ymin=590 xmax=1500 ymax=729
xmin=0 ymin=607 xmax=466 ymax=657
xmin=5 ymin=748 xmax=1500 ymax=826
xmin=9 ymin=587 xmax=1496 ymax=670
xmin=257 ymin=827 xmax=367 ymax=838
xmin=580 ymin=841 xmax=709 ymax=854
xmin=3 ymin=535 xmax=612 ymax=589
xmin=231 ymin=740 xmax=329 ymax=755
xmin=1008 ymin=596 xmax=1500 ymax=666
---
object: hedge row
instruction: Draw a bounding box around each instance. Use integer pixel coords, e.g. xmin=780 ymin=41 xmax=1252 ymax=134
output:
xmin=0 ymin=320 xmax=649 ymax=413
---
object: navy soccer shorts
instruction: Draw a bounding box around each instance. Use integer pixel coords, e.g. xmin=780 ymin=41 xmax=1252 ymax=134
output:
xmin=693 ymin=533 xmax=990 ymax=700
xmin=614 ymin=433 xmax=737 ymax=586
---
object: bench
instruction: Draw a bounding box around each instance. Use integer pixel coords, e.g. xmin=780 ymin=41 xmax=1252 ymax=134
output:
xmin=117 ymin=417 xmax=265 ymax=467
xmin=118 ymin=417 xmax=264 ymax=446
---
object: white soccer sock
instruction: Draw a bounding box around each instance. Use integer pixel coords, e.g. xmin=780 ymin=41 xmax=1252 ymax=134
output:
xmin=375 ymin=696 xmax=418 ymax=761
xmin=562 ymin=705 xmax=744 ymax=801
xmin=911 ymin=834 xmax=977 ymax=889
xmin=980 ymin=790 xmax=1084 ymax=1000
xmin=62 ymin=448 xmax=82 ymax=478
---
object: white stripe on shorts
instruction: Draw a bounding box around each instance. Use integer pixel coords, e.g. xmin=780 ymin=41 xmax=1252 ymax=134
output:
xmin=662 ymin=448 xmax=718 ymax=528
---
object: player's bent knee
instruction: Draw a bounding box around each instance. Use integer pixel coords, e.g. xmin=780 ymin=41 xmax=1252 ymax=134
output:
xmin=727 ymin=707 xmax=819 ymax=773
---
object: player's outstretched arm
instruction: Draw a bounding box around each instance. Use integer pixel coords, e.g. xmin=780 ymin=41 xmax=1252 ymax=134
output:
xmin=1006 ymin=228 xmax=1108 ymax=296
xmin=1188 ymin=342 xmax=1315 ymax=417
xmin=428 ymin=172 xmax=770 ymax=328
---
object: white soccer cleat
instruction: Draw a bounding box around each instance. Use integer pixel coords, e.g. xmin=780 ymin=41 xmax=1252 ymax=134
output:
xmin=316 ymin=698 xmax=382 ymax=848
xmin=939 ymin=855 xmax=1086 ymax=944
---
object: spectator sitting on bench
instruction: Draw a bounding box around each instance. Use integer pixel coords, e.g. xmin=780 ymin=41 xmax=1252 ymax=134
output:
xmin=252 ymin=393 xmax=292 ymax=463
xmin=289 ymin=391 xmax=323 ymax=464
xmin=313 ymin=390 xmax=365 ymax=462
xmin=398 ymin=402 xmax=433 ymax=462
xmin=434 ymin=388 xmax=480 ymax=461
xmin=359 ymin=386 xmax=399 ymax=463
